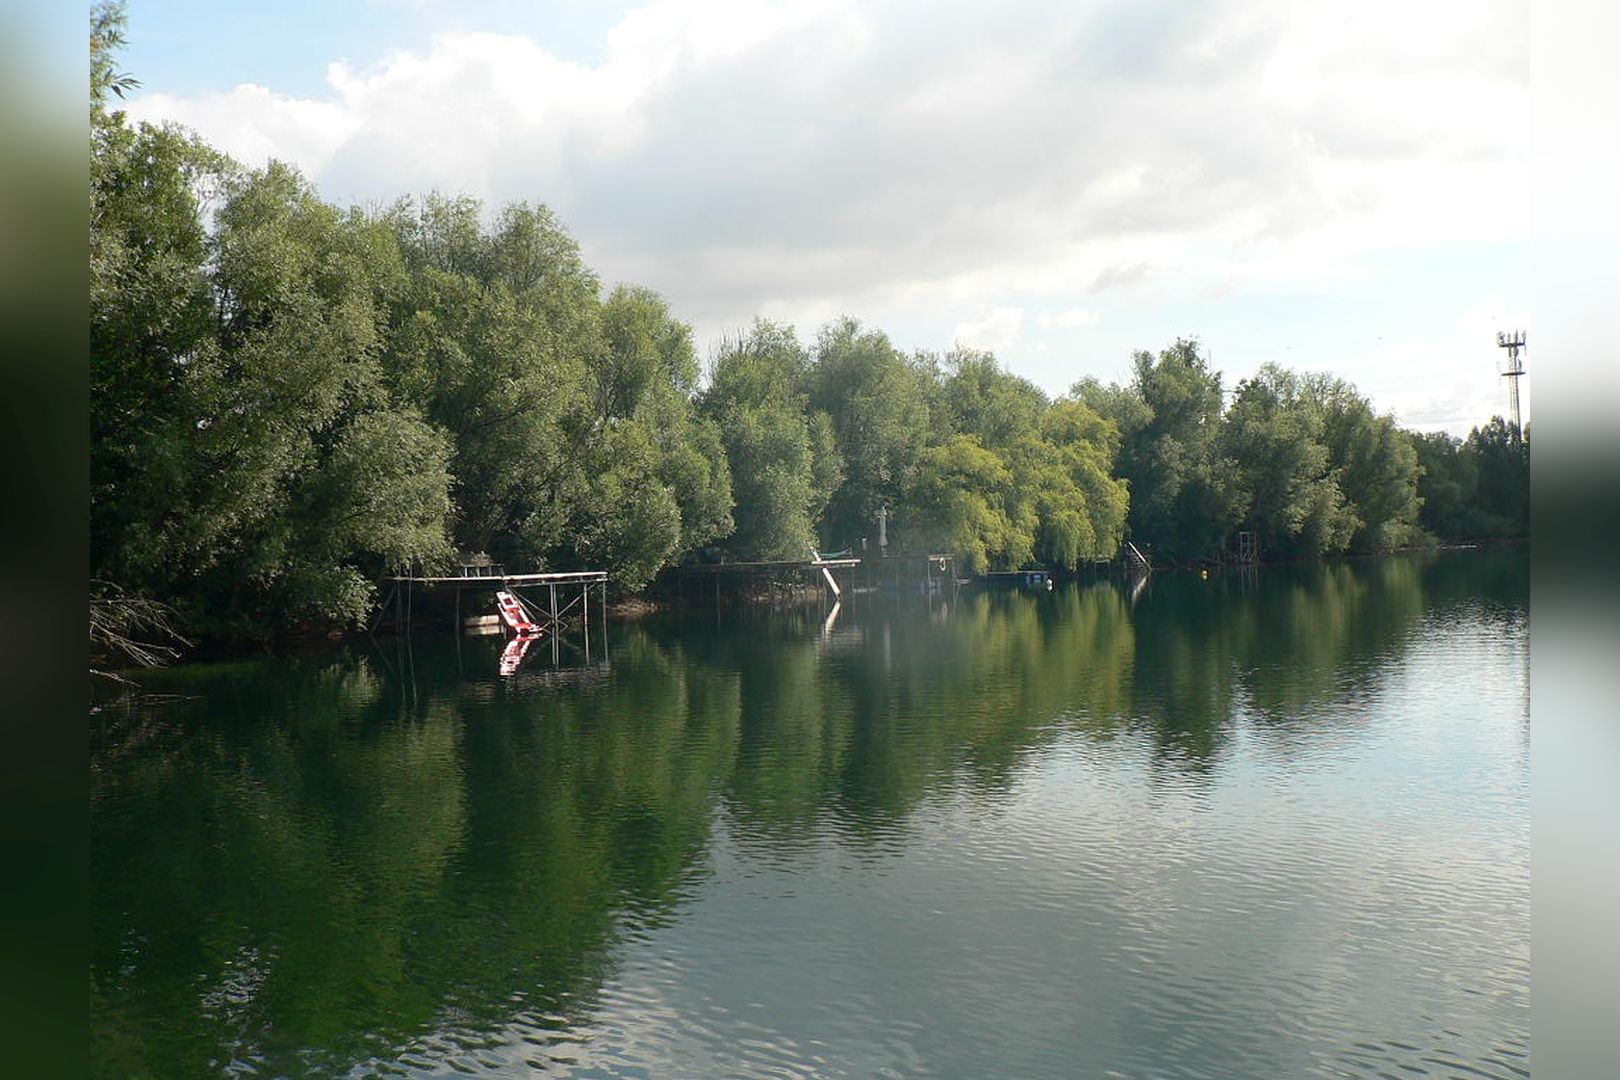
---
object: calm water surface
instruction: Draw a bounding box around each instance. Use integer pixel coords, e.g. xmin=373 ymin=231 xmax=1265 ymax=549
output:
xmin=92 ymin=551 xmax=1529 ymax=1079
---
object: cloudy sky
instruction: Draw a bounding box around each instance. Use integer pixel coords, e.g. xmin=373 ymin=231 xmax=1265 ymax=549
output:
xmin=122 ymin=0 xmax=1529 ymax=433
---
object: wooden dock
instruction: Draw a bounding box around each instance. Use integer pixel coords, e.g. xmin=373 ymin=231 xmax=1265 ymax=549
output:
xmin=678 ymin=557 xmax=860 ymax=604
xmin=677 ymin=553 xmax=957 ymax=605
xmin=368 ymin=567 xmax=611 ymax=680
xmin=390 ymin=571 xmax=609 ymax=586
xmin=373 ymin=569 xmax=609 ymax=656
xmin=677 ymin=559 xmax=861 ymax=576
xmin=982 ymin=569 xmax=1052 ymax=589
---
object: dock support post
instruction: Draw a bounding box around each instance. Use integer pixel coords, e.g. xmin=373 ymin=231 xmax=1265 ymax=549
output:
xmin=368 ymin=585 xmax=398 ymax=636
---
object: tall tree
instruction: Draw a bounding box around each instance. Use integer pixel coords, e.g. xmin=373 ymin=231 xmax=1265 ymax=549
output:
xmin=903 ymin=435 xmax=1029 ymax=574
xmin=380 ymin=195 xmax=599 ymax=566
xmin=1221 ymin=365 xmax=1357 ymax=557
xmin=1412 ymin=430 xmax=1478 ymax=540
xmin=926 ymin=352 xmax=1128 ymax=569
xmin=1079 ymin=339 xmax=1243 ymax=562
xmin=941 ymin=348 xmax=1047 ymax=450
xmin=1303 ymin=374 xmax=1422 ymax=551
xmin=1031 ymin=399 xmax=1131 ymax=567
xmin=1465 ymin=417 xmax=1529 ymax=537
xmin=808 ymin=318 xmax=933 ymax=548
xmin=92 ymin=118 xmax=458 ymax=633
xmin=180 ymin=165 xmax=457 ymax=629
xmin=701 ymin=321 xmax=837 ymax=560
xmin=596 ymin=284 xmax=732 ymax=567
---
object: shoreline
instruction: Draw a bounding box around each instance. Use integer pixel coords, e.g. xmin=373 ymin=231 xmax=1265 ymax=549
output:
xmin=93 ymin=541 xmax=1528 ymax=676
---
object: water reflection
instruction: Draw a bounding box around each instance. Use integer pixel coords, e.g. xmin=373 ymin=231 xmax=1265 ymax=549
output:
xmin=91 ymin=549 xmax=1529 ymax=1079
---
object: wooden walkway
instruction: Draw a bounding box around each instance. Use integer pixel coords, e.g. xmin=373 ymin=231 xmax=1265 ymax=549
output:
xmin=678 ymin=557 xmax=861 ymax=601
xmin=373 ymin=568 xmax=609 ymax=648
xmin=388 ymin=570 xmax=608 ymax=586
xmin=372 ymin=567 xmax=612 ymax=682
xmin=678 ymin=554 xmax=957 ymax=604
xmin=676 ymin=558 xmax=860 ymax=576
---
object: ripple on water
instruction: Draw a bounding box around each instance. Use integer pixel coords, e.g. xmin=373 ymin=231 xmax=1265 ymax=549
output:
xmin=93 ymin=555 xmax=1528 ymax=1080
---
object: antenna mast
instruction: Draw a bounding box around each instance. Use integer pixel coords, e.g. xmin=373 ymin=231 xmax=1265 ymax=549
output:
xmin=1495 ymin=330 xmax=1526 ymax=436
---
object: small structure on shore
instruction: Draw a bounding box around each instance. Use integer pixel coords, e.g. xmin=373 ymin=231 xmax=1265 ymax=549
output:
xmin=373 ymin=566 xmax=610 ymax=669
xmin=678 ymin=552 xmax=958 ymax=606
xmin=982 ymin=569 xmax=1053 ymax=590
xmin=677 ymin=555 xmax=862 ymax=606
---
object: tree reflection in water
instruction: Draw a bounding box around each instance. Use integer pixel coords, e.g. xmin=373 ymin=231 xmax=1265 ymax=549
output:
xmin=91 ymin=549 xmax=1527 ymax=1078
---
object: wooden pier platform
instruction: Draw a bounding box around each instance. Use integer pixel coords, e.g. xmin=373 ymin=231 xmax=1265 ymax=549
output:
xmin=374 ymin=568 xmax=609 ymax=643
xmin=677 ymin=553 xmax=957 ymax=604
xmin=389 ymin=570 xmax=608 ymax=586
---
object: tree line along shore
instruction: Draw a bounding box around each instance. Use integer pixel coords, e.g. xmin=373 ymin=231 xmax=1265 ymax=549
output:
xmin=89 ymin=4 xmax=1527 ymax=663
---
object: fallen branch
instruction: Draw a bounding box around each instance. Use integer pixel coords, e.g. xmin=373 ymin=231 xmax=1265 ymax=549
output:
xmin=89 ymin=580 xmax=191 ymax=680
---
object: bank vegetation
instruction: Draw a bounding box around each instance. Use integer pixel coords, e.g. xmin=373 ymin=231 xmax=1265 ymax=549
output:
xmin=90 ymin=3 xmax=1527 ymax=659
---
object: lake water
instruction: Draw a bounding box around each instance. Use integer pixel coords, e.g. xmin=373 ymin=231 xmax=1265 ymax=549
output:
xmin=91 ymin=550 xmax=1529 ymax=1079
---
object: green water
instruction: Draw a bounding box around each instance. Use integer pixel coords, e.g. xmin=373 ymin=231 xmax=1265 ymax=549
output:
xmin=91 ymin=550 xmax=1529 ymax=1079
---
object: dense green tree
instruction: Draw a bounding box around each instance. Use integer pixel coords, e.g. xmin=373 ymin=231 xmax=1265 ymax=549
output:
xmin=903 ymin=435 xmax=1029 ymax=573
xmin=1220 ymin=365 xmax=1357 ymax=557
xmin=92 ymin=90 xmax=459 ymax=633
xmin=658 ymin=416 xmax=735 ymax=555
xmin=1413 ymin=430 xmax=1478 ymax=539
xmin=565 ymin=422 xmax=682 ymax=588
xmin=599 ymin=285 xmax=733 ymax=558
xmin=89 ymin=2 xmax=1526 ymax=648
xmin=188 ymin=166 xmax=455 ymax=628
xmin=1031 ymin=399 xmax=1131 ymax=566
xmin=1006 ymin=434 xmax=1095 ymax=571
xmin=701 ymin=321 xmax=838 ymax=560
xmin=901 ymin=356 xmax=1127 ymax=571
xmin=92 ymin=8 xmax=733 ymax=632
xmin=90 ymin=122 xmax=226 ymax=581
xmin=1077 ymin=349 xmax=1437 ymax=563
xmin=1079 ymin=339 xmax=1244 ymax=562
xmin=809 ymin=318 xmax=933 ymax=548
xmin=377 ymin=199 xmax=723 ymax=586
xmin=379 ymin=194 xmax=598 ymax=565
xmin=1302 ymin=374 xmax=1423 ymax=551
xmin=941 ymin=348 xmax=1047 ymax=450
xmin=724 ymin=408 xmax=823 ymax=559
xmin=599 ymin=284 xmax=698 ymax=415
xmin=1465 ymin=417 xmax=1530 ymax=537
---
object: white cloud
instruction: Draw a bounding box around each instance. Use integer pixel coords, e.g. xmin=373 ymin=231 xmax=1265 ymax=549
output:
xmin=953 ymin=307 xmax=1025 ymax=354
xmin=1278 ymin=295 xmax=1531 ymax=435
xmin=1037 ymin=308 xmax=1100 ymax=330
xmin=129 ymin=84 xmax=359 ymax=175
xmin=126 ymin=0 xmax=1529 ymax=421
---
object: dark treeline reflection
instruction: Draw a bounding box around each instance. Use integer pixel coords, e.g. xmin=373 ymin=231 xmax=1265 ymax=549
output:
xmin=1125 ymin=559 xmax=1428 ymax=766
xmin=91 ymin=550 xmax=1526 ymax=1078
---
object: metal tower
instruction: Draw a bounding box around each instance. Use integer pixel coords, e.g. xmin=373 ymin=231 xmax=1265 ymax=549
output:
xmin=1495 ymin=330 xmax=1526 ymax=436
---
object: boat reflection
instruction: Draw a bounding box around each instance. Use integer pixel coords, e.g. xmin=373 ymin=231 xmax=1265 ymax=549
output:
xmin=498 ymin=631 xmax=545 ymax=676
